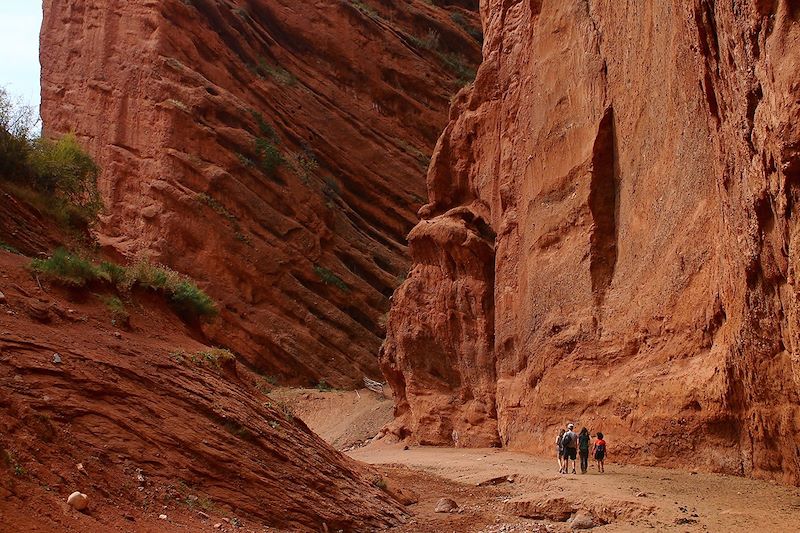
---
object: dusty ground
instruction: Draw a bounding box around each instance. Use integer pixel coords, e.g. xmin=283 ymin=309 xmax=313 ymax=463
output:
xmin=353 ymin=445 xmax=800 ymax=532
xmin=268 ymin=387 xmax=393 ymax=450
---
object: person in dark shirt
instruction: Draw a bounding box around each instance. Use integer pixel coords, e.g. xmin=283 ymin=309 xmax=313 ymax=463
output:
xmin=561 ymin=423 xmax=578 ymax=474
xmin=578 ymin=427 xmax=591 ymax=474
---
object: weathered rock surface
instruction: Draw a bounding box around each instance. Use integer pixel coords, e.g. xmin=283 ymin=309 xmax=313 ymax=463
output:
xmin=434 ymin=497 xmax=459 ymax=513
xmin=0 ymin=250 xmax=403 ymax=531
xmin=382 ymin=0 xmax=800 ymax=484
xmin=40 ymin=0 xmax=481 ymax=387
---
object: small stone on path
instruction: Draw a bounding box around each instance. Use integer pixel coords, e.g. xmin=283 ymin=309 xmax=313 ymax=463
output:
xmin=159 ymin=513 xmax=167 ymax=520
xmin=435 ymin=497 xmax=458 ymax=513
xmin=570 ymin=511 xmax=594 ymax=529
xmin=52 ymin=353 xmax=62 ymax=364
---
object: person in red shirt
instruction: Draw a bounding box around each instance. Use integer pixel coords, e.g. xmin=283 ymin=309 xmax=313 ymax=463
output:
xmin=592 ymin=432 xmax=607 ymax=473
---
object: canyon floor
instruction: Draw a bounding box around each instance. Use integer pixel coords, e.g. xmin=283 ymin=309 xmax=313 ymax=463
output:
xmin=274 ymin=388 xmax=800 ymax=532
xmin=2 ymin=284 xmax=799 ymax=532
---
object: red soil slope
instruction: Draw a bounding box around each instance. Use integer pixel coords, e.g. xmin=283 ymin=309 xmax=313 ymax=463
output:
xmin=40 ymin=0 xmax=481 ymax=387
xmin=382 ymin=0 xmax=800 ymax=485
xmin=0 ymin=244 xmax=405 ymax=531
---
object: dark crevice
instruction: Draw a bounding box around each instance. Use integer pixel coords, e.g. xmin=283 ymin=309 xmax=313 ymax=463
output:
xmin=588 ymin=106 xmax=620 ymax=308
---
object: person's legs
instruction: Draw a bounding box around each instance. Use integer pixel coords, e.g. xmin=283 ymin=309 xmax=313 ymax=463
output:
xmin=580 ymin=451 xmax=588 ymax=473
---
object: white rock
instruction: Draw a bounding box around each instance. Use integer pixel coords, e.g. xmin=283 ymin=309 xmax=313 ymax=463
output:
xmin=159 ymin=514 xmax=167 ymax=520
xmin=434 ymin=497 xmax=458 ymax=513
xmin=571 ymin=511 xmax=595 ymax=529
xmin=67 ymin=491 xmax=89 ymax=511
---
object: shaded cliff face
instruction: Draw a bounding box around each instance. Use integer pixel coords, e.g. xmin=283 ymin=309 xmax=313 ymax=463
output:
xmin=383 ymin=0 xmax=800 ymax=483
xmin=40 ymin=0 xmax=480 ymax=387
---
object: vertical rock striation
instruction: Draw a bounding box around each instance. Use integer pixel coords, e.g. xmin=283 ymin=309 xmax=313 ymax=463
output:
xmin=40 ymin=0 xmax=481 ymax=387
xmin=383 ymin=0 xmax=800 ymax=484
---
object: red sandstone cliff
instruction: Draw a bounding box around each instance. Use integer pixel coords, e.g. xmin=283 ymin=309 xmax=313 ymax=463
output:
xmin=382 ymin=0 xmax=800 ymax=484
xmin=40 ymin=0 xmax=480 ymax=387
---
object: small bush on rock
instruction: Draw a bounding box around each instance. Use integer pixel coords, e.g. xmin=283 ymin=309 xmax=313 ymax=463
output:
xmin=30 ymin=248 xmax=102 ymax=286
xmin=30 ymin=250 xmax=217 ymax=323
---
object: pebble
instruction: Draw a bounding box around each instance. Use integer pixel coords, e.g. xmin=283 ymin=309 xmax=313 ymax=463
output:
xmin=213 ymin=524 xmax=222 ymax=529
xmin=52 ymin=353 xmax=62 ymax=364
xmin=159 ymin=514 xmax=168 ymax=520
xmin=67 ymin=491 xmax=89 ymax=511
xmin=434 ymin=497 xmax=459 ymax=513
xmin=570 ymin=511 xmax=594 ymax=529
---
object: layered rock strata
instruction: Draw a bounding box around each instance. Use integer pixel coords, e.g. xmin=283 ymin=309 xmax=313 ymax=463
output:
xmin=383 ymin=0 xmax=800 ymax=484
xmin=40 ymin=0 xmax=481 ymax=386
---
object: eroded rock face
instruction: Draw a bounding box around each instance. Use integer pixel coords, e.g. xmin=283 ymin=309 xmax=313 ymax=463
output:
xmin=383 ymin=0 xmax=800 ymax=484
xmin=40 ymin=0 xmax=480 ymax=387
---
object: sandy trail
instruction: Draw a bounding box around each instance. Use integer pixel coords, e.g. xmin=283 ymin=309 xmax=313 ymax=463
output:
xmin=351 ymin=445 xmax=800 ymax=532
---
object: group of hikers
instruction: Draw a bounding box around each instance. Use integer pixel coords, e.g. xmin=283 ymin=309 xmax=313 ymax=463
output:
xmin=556 ymin=423 xmax=606 ymax=474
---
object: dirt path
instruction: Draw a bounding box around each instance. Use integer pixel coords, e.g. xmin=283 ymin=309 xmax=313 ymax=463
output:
xmin=351 ymin=444 xmax=800 ymax=532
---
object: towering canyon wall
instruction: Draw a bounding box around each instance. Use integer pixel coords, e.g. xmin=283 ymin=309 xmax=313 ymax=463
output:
xmin=382 ymin=0 xmax=800 ymax=484
xmin=40 ymin=0 xmax=480 ymax=387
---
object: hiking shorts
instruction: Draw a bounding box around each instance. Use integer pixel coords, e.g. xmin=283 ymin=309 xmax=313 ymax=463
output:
xmin=564 ymin=447 xmax=577 ymax=460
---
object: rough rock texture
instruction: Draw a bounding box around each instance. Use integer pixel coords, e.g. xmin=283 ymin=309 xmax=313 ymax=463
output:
xmin=0 ymin=250 xmax=403 ymax=531
xmin=382 ymin=0 xmax=800 ymax=484
xmin=40 ymin=0 xmax=481 ymax=387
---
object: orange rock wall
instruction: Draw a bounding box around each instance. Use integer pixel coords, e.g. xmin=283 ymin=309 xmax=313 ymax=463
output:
xmin=383 ymin=0 xmax=800 ymax=484
xmin=40 ymin=0 xmax=480 ymax=387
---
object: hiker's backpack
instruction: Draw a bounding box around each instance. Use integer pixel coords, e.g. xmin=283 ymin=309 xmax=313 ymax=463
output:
xmin=596 ymin=441 xmax=606 ymax=453
xmin=561 ymin=432 xmax=573 ymax=448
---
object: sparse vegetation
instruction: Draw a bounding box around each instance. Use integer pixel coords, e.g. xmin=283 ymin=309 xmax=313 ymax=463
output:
xmin=247 ymin=111 xmax=285 ymax=178
xmin=265 ymin=400 xmax=295 ymax=422
xmin=439 ymin=51 xmax=476 ymax=85
xmin=315 ymin=379 xmax=332 ymax=392
xmin=195 ymin=192 xmax=236 ymax=221
xmin=0 ymin=241 xmax=19 ymax=254
xmin=256 ymin=58 xmax=297 ymax=86
xmin=30 ymin=249 xmax=217 ymax=323
xmin=314 ymin=264 xmax=350 ymax=292
xmin=372 ymin=477 xmax=388 ymax=491
xmin=191 ymin=347 xmax=236 ymax=368
xmin=350 ymin=0 xmax=379 ymax=18
xmin=291 ymin=147 xmax=319 ymax=184
xmin=410 ymin=28 xmax=441 ymax=50
xmin=30 ymin=248 xmax=102 ymax=287
xmin=450 ymin=12 xmax=483 ymax=43
xmin=2 ymin=449 xmax=25 ymax=477
xmin=100 ymin=295 xmax=130 ymax=326
xmin=223 ymin=419 xmax=254 ymax=441
xmin=0 ymin=89 xmax=102 ymax=231
xmin=171 ymin=347 xmax=236 ymax=371
xmin=255 ymin=136 xmax=284 ymax=177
